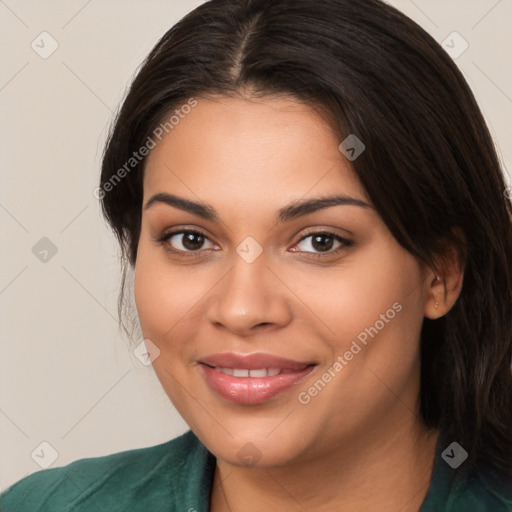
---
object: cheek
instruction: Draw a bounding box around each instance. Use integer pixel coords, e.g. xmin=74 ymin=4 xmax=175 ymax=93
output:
xmin=292 ymin=246 xmax=425 ymax=414
xmin=291 ymin=257 xmax=425 ymax=433
xmin=133 ymin=241 xmax=203 ymax=345
xmin=289 ymin=248 xmax=423 ymax=351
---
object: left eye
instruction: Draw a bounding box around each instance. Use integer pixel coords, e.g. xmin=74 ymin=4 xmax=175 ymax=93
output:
xmin=292 ymin=232 xmax=352 ymax=254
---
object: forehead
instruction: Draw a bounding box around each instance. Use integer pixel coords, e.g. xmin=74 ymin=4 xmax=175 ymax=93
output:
xmin=143 ymin=96 xmax=369 ymax=206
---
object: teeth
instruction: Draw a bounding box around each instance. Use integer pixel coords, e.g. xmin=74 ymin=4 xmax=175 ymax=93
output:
xmin=215 ymin=367 xmax=283 ymax=377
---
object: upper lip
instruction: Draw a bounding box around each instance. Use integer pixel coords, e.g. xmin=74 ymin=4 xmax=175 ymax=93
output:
xmin=198 ymin=352 xmax=315 ymax=371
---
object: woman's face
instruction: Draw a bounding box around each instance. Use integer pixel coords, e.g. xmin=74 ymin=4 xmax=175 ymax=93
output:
xmin=134 ymin=95 xmax=433 ymax=467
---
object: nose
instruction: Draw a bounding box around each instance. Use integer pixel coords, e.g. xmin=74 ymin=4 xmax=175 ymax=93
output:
xmin=205 ymin=252 xmax=293 ymax=336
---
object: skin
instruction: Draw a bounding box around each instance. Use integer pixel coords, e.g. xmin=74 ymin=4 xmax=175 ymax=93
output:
xmin=134 ymin=95 xmax=464 ymax=511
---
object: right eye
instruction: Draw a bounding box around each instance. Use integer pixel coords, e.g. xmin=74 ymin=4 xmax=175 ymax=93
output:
xmin=155 ymin=229 xmax=219 ymax=257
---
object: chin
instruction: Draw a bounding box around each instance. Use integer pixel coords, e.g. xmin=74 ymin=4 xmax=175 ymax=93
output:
xmin=196 ymin=424 xmax=312 ymax=468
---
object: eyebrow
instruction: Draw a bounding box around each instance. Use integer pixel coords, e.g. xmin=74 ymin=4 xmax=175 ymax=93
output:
xmin=144 ymin=192 xmax=372 ymax=223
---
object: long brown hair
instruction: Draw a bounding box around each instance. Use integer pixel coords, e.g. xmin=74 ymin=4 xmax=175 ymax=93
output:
xmin=100 ymin=0 xmax=512 ymax=479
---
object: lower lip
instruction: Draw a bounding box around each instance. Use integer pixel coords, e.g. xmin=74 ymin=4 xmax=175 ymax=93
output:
xmin=199 ymin=364 xmax=316 ymax=405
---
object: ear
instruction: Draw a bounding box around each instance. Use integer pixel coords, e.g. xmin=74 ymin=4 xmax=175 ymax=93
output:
xmin=424 ymin=231 xmax=466 ymax=320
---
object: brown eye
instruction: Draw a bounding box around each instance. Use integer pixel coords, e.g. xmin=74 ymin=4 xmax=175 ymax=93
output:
xmin=156 ymin=230 xmax=218 ymax=255
xmin=310 ymin=233 xmax=335 ymax=252
xmin=292 ymin=231 xmax=353 ymax=258
xmin=180 ymin=232 xmax=206 ymax=250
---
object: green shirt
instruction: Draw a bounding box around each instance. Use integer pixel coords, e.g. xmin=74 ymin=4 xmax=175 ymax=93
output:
xmin=1 ymin=430 xmax=511 ymax=511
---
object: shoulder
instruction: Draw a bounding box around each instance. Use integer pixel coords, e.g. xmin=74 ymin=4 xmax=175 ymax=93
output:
xmin=0 ymin=429 xmax=213 ymax=512
xmin=422 ymin=453 xmax=512 ymax=511
xmin=448 ymin=468 xmax=512 ymax=511
xmin=468 ymin=467 xmax=512 ymax=511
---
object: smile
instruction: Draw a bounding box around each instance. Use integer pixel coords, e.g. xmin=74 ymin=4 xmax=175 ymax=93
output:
xmin=198 ymin=356 xmax=317 ymax=405
xmin=209 ymin=366 xmax=306 ymax=377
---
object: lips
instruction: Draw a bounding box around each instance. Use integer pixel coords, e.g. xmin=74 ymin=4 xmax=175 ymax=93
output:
xmin=198 ymin=352 xmax=313 ymax=371
xmin=213 ymin=367 xmax=290 ymax=377
xmin=197 ymin=352 xmax=317 ymax=405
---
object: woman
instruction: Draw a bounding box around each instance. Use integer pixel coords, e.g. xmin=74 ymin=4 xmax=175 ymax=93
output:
xmin=2 ymin=0 xmax=511 ymax=510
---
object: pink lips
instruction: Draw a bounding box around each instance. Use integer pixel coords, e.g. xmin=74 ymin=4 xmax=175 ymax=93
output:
xmin=198 ymin=352 xmax=317 ymax=405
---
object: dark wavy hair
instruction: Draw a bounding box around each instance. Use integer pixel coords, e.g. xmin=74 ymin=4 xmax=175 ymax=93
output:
xmin=99 ymin=0 xmax=512 ymax=479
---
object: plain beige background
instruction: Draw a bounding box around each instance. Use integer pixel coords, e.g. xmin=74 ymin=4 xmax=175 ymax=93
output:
xmin=1 ymin=0 xmax=511 ymax=491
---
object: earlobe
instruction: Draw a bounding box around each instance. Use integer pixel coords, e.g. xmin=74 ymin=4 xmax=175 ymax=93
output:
xmin=424 ymin=273 xmax=443 ymax=319
xmin=424 ymin=229 xmax=466 ymax=320
xmin=424 ymin=266 xmax=464 ymax=320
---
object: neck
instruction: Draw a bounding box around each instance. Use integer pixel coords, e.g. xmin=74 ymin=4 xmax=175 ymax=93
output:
xmin=209 ymin=417 xmax=439 ymax=512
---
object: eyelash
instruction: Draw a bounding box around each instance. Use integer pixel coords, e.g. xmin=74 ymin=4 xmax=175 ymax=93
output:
xmin=154 ymin=229 xmax=354 ymax=260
